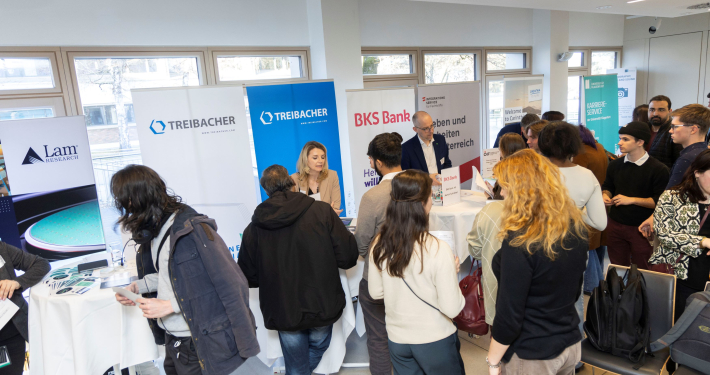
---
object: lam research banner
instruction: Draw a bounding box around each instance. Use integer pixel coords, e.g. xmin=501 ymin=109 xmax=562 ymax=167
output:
xmin=132 ymin=86 xmax=259 ymax=260
xmin=346 ymin=88 xmax=415 ymax=216
xmin=0 ymin=116 xmax=106 ymax=260
xmin=246 ymin=81 xmax=347 ymax=215
xmin=584 ymin=74 xmax=620 ymax=154
xmin=418 ymin=82 xmax=481 ymax=190
xmin=607 ymin=68 xmax=637 ymax=127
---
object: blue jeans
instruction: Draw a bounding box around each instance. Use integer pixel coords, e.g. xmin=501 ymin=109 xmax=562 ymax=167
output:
xmin=278 ymin=325 xmax=333 ymax=375
xmin=583 ymin=246 xmax=606 ymax=293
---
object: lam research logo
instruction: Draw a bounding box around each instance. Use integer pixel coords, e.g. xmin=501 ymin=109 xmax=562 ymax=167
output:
xmin=150 ymin=120 xmax=166 ymax=135
xmin=260 ymin=111 xmax=273 ymax=125
xmin=22 ymin=147 xmax=44 ymax=165
xmin=22 ymin=145 xmax=79 ymax=165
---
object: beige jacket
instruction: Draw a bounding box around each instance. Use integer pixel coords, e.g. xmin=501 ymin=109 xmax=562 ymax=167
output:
xmin=368 ymin=235 xmax=465 ymax=344
xmin=466 ymin=201 xmax=504 ymax=326
xmin=290 ymin=170 xmax=341 ymax=210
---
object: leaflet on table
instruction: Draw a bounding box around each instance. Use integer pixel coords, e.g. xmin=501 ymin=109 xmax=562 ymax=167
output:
xmin=481 ymin=148 xmax=501 ymax=178
xmin=0 ymin=299 xmax=19 ymax=330
xmin=441 ymin=167 xmax=461 ymax=206
xmin=473 ymin=166 xmax=494 ymax=198
xmin=430 ymin=231 xmax=456 ymax=256
xmin=112 ymin=287 xmax=141 ymax=303
xmin=43 ymin=266 xmax=99 ymax=295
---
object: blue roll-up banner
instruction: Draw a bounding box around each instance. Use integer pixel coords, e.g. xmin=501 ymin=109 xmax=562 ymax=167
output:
xmin=246 ymin=81 xmax=346 ymax=216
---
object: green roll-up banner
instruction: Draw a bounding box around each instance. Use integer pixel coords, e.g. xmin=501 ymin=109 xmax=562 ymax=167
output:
xmin=584 ymin=74 xmax=620 ymax=154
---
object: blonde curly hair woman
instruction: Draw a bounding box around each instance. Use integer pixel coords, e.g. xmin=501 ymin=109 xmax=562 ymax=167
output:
xmin=485 ymin=149 xmax=588 ymax=375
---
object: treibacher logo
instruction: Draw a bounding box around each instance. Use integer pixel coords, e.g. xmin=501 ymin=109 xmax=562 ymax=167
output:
xmin=150 ymin=120 xmax=166 ymax=135
xmin=260 ymin=111 xmax=273 ymax=125
xmin=257 ymin=108 xmax=329 ymax=125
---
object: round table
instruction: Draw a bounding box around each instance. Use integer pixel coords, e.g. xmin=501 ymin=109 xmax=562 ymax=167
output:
xmin=429 ymin=190 xmax=489 ymax=262
xmin=29 ymin=254 xmax=159 ymax=375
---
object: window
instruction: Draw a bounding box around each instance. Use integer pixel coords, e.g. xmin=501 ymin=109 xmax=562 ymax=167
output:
xmin=362 ymin=54 xmax=413 ymax=75
xmin=423 ymin=53 xmax=476 ymax=83
xmin=217 ymin=55 xmax=303 ymax=81
xmin=567 ymin=75 xmax=582 ymax=125
xmin=591 ymin=51 xmax=618 ymax=75
xmin=0 ymin=58 xmax=54 ymax=90
xmin=0 ymin=107 xmax=53 ymax=121
xmin=567 ymin=52 xmax=584 ymax=68
xmin=487 ymin=79 xmax=505 ymax=147
xmin=487 ymin=52 xmax=527 ymax=71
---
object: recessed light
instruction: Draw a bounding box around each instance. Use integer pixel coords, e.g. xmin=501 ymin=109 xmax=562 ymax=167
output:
xmin=597 ymin=5 xmax=612 ymax=9
xmin=627 ymin=0 xmax=645 ymax=3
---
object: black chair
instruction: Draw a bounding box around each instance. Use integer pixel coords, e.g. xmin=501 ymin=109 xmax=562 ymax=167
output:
xmin=581 ymin=265 xmax=676 ymax=375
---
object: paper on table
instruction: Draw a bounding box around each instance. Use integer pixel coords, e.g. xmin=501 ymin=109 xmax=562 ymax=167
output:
xmin=473 ymin=166 xmax=494 ymax=198
xmin=430 ymin=231 xmax=456 ymax=256
xmin=0 ymin=299 xmax=19 ymax=330
xmin=112 ymin=287 xmax=140 ymax=304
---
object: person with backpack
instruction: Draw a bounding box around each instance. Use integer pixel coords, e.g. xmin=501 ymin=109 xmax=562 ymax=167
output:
xmin=368 ymin=170 xmax=465 ymax=375
xmin=485 ymin=150 xmax=588 ymax=375
xmin=651 ymin=149 xmax=710 ymax=326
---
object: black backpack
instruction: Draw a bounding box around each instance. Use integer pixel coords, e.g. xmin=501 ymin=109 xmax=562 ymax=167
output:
xmin=649 ymin=291 xmax=710 ymax=374
xmin=584 ymin=264 xmax=651 ymax=366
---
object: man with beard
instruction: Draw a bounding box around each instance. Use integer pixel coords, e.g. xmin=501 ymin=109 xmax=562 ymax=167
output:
xmin=354 ymin=132 xmax=403 ymax=375
xmin=647 ymin=95 xmax=681 ymax=169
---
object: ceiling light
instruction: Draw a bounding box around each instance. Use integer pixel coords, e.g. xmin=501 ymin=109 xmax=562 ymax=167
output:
xmin=627 ymin=0 xmax=645 ymax=3
xmin=596 ymin=5 xmax=612 ymax=9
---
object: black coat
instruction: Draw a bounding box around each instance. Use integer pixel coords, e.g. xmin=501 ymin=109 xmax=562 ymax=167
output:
xmin=0 ymin=242 xmax=50 ymax=342
xmin=238 ymin=191 xmax=358 ymax=331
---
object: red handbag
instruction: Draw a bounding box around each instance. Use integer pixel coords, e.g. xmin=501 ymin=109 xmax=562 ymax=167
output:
xmin=453 ymin=260 xmax=488 ymax=336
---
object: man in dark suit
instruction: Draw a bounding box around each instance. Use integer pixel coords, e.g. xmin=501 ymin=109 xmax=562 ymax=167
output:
xmin=401 ymin=111 xmax=451 ymax=185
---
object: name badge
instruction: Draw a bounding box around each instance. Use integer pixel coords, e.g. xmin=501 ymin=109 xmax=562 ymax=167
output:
xmin=0 ymin=255 xmax=5 ymax=268
xmin=440 ymin=157 xmax=445 ymax=164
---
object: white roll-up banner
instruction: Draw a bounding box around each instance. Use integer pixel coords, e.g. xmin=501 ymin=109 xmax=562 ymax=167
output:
xmin=132 ymin=86 xmax=259 ymax=260
xmin=0 ymin=116 xmax=105 ymax=261
xmin=417 ymin=82 xmax=481 ymax=190
xmin=346 ymin=88 xmax=416 ymax=217
xmin=607 ymin=68 xmax=637 ymax=127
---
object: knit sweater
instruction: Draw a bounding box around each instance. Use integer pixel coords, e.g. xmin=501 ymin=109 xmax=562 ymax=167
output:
xmin=368 ymin=235 xmax=465 ymax=344
xmin=467 ymin=201 xmax=504 ymax=326
xmin=601 ymin=155 xmax=669 ymax=226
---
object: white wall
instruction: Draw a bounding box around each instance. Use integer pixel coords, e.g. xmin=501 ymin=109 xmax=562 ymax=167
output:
xmin=623 ymin=14 xmax=710 ymax=106
xmin=358 ymin=0 xmax=624 ymax=48
xmin=569 ymin=12 xmax=624 ymax=47
xmin=0 ymin=0 xmax=311 ymax=46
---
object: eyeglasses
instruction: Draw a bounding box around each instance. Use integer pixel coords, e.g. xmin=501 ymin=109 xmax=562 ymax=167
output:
xmin=416 ymin=126 xmax=434 ymax=132
xmin=671 ymin=124 xmax=696 ymax=130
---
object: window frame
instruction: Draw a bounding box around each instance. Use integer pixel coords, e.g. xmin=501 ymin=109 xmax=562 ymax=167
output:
xmin=420 ymin=48 xmax=481 ymax=84
xmin=209 ymin=47 xmax=311 ymax=85
xmin=0 ymin=50 xmax=64 ymax=96
xmin=566 ymin=72 xmax=585 ymax=125
xmin=484 ymin=48 xmax=533 ymax=75
xmin=63 ymin=47 xmax=210 ymax=117
xmin=361 ymin=48 xmax=419 ymax=84
xmin=568 ymin=47 xmax=623 ymax=76
xmin=567 ymin=50 xmax=588 ymax=71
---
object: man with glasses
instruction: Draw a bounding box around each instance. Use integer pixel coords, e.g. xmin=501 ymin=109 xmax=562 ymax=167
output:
xmin=648 ymin=95 xmax=682 ymax=169
xmin=401 ymin=111 xmax=451 ymax=185
xmin=639 ymin=105 xmax=710 ymax=240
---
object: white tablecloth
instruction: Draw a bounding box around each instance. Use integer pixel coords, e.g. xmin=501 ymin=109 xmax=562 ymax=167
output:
xmin=250 ymin=269 xmax=356 ymax=374
xmin=29 ymin=254 xmax=159 ymax=375
xmin=429 ymin=190 xmax=489 ymax=262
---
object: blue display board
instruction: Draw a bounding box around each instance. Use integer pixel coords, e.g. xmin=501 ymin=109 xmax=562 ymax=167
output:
xmin=246 ymin=81 xmax=346 ymax=215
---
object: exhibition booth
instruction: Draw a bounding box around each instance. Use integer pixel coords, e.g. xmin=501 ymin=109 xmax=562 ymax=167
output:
xmin=0 ymin=70 xmax=631 ymax=374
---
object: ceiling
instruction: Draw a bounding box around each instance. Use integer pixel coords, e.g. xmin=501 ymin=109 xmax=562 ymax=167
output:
xmin=411 ymin=0 xmax=710 ymax=18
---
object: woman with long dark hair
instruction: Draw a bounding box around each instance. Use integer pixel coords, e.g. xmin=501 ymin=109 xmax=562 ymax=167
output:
xmin=486 ymin=150 xmax=588 ymax=375
xmin=652 ymin=150 xmax=710 ymax=322
xmin=113 ymin=165 xmax=258 ymax=375
xmin=368 ymin=169 xmax=465 ymax=375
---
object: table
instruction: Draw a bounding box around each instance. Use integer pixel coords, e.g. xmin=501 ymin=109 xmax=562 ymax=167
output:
xmin=250 ymin=269 xmax=356 ymax=374
xmin=429 ymin=190 xmax=489 ymax=262
xmin=29 ymin=253 xmax=159 ymax=375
